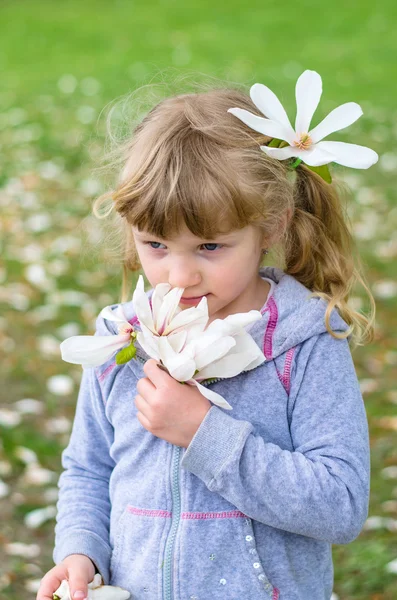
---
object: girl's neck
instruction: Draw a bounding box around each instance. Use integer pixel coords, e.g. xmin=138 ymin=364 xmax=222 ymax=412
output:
xmin=206 ymin=277 xmax=270 ymax=325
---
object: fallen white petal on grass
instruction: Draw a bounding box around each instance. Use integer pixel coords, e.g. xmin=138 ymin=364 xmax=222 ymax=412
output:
xmin=24 ymin=578 xmax=42 ymax=593
xmin=358 ymin=378 xmax=378 ymax=394
xmin=373 ymin=280 xmax=397 ymax=299
xmin=0 ymin=480 xmax=10 ymax=498
xmin=15 ymin=446 xmax=38 ymax=465
xmin=0 ymin=408 xmax=21 ymax=427
xmin=381 ymin=467 xmax=397 ymax=479
xmin=48 ymin=290 xmax=90 ymax=307
xmin=363 ymin=516 xmax=387 ymax=530
xmin=385 ymin=558 xmax=397 ymax=574
xmin=13 ymin=398 xmax=44 ymax=415
xmin=381 ymin=500 xmax=397 ymax=512
xmin=47 ymin=374 xmax=74 ymax=396
xmin=24 ymin=505 xmax=57 ymax=529
xmin=22 ymin=463 xmax=57 ymax=486
xmin=56 ymin=322 xmax=81 ymax=338
xmin=25 ymin=264 xmax=54 ymax=291
xmin=45 ymin=416 xmax=71 ymax=434
xmin=38 ymin=335 xmax=62 ymax=357
xmin=5 ymin=542 xmax=41 ymax=558
xmin=25 ymin=213 xmax=52 ymax=233
xmin=43 ymin=487 xmax=59 ymax=503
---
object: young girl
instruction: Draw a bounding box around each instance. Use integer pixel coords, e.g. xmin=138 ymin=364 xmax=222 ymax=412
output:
xmin=37 ymin=70 xmax=377 ymax=600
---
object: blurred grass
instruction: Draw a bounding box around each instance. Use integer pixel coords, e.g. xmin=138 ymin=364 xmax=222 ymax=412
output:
xmin=1 ymin=1 xmax=397 ymax=599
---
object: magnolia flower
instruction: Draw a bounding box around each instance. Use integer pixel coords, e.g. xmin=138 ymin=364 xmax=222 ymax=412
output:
xmin=53 ymin=574 xmax=130 ymax=600
xmin=228 ymin=69 xmax=378 ymax=169
xmin=61 ymin=276 xmax=266 ymax=410
xmin=60 ymin=304 xmax=137 ymax=368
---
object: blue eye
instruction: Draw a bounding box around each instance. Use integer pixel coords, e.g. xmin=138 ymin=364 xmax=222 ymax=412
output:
xmin=148 ymin=241 xmax=166 ymax=249
xmin=202 ymin=243 xmax=221 ymax=251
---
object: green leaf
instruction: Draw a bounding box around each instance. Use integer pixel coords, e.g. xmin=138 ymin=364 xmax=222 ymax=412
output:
xmin=307 ymin=164 xmax=332 ymax=184
xmin=53 ymin=596 xmax=60 ymax=600
xmin=115 ymin=342 xmax=137 ymax=365
xmin=268 ymin=137 xmax=282 ymax=147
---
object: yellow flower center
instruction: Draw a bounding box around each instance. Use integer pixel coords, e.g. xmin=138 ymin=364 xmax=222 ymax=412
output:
xmin=293 ymin=133 xmax=313 ymax=150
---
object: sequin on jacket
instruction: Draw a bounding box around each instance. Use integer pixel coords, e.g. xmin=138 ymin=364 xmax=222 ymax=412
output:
xmin=54 ymin=267 xmax=370 ymax=600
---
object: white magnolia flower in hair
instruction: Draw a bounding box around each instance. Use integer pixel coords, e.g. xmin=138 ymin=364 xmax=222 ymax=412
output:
xmin=60 ymin=275 xmax=265 ymax=410
xmin=53 ymin=574 xmax=130 ymax=599
xmin=228 ymin=69 xmax=378 ymax=170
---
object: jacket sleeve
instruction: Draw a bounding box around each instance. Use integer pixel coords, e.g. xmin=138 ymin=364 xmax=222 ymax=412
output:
xmin=181 ymin=333 xmax=370 ymax=544
xmin=53 ymin=363 xmax=115 ymax=583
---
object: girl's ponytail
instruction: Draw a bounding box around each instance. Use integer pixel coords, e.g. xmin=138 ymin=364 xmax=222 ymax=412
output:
xmin=284 ymin=165 xmax=375 ymax=347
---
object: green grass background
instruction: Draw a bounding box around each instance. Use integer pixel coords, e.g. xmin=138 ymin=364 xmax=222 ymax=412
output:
xmin=1 ymin=1 xmax=397 ymax=599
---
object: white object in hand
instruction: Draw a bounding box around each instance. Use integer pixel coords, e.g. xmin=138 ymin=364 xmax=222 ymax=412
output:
xmin=53 ymin=574 xmax=130 ymax=599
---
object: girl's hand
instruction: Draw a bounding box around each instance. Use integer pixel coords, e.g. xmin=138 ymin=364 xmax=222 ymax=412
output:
xmin=135 ymin=359 xmax=212 ymax=448
xmin=36 ymin=554 xmax=96 ymax=600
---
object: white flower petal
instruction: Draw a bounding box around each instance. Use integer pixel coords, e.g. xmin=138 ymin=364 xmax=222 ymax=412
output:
xmin=165 ymin=297 xmax=208 ymax=335
xmin=155 ymin=286 xmax=184 ymax=334
xmin=159 ymin=337 xmax=196 ymax=381
xmin=194 ymin=336 xmax=236 ymax=370
xmin=310 ymin=102 xmax=363 ymax=143
xmin=99 ymin=305 xmax=128 ymax=325
xmin=60 ymin=334 xmax=130 ymax=367
xmin=315 ymin=141 xmax=379 ymax=169
xmin=196 ymin=332 xmax=264 ymax=379
xmin=136 ymin=332 xmax=161 ymax=361
xmin=151 ymin=283 xmax=171 ymax=320
xmin=189 ymin=380 xmax=232 ymax=410
xmin=208 ymin=310 xmax=262 ymax=336
xmin=227 ymin=108 xmax=295 ymax=144
xmin=133 ymin=275 xmax=155 ymax=333
xmin=295 ymin=70 xmax=322 ymax=135
xmin=262 ymin=144 xmax=336 ymax=167
xmin=259 ymin=145 xmax=299 ymax=161
xmin=250 ymin=82 xmax=294 ymax=133
xmin=167 ymin=330 xmax=188 ymax=353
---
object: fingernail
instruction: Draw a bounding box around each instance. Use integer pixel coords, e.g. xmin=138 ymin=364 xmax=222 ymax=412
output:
xmin=73 ymin=592 xmax=86 ymax=600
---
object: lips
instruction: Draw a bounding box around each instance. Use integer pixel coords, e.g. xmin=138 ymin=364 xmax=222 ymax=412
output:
xmin=179 ymin=294 xmax=208 ymax=304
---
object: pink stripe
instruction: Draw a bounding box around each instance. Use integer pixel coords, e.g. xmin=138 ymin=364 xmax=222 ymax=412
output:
xmin=272 ymin=588 xmax=280 ymax=599
xmin=128 ymin=314 xmax=140 ymax=326
xmin=126 ymin=507 xmax=246 ymax=519
xmin=261 ymin=296 xmax=278 ymax=359
xmin=181 ymin=510 xmax=246 ymax=520
xmin=98 ymin=362 xmax=116 ymax=382
xmin=283 ymin=347 xmax=295 ymax=394
xmin=127 ymin=507 xmax=172 ymax=518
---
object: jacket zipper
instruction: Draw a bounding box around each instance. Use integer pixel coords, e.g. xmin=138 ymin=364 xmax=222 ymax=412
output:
xmin=133 ymin=350 xmax=258 ymax=599
xmin=162 ymin=445 xmax=182 ymax=600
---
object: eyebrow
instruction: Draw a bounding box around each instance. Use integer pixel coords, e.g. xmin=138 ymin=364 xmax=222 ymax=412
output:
xmin=133 ymin=231 xmax=237 ymax=242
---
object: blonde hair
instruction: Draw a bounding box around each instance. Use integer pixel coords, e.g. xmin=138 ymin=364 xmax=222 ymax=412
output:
xmin=93 ymin=85 xmax=375 ymax=347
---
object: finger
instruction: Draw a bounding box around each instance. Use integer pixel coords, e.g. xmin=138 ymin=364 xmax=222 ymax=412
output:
xmin=136 ymin=410 xmax=153 ymax=432
xmin=37 ymin=570 xmax=67 ymax=600
xmin=134 ymin=393 xmax=150 ymax=413
xmin=69 ymin=574 xmax=90 ymax=600
xmin=136 ymin=375 xmax=156 ymax=397
xmin=143 ymin=359 xmax=171 ymax=387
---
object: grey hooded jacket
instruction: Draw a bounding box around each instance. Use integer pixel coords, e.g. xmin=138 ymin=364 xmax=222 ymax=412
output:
xmin=54 ymin=266 xmax=370 ymax=600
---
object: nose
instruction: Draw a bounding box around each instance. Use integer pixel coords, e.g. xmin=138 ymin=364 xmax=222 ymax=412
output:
xmin=168 ymin=258 xmax=201 ymax=290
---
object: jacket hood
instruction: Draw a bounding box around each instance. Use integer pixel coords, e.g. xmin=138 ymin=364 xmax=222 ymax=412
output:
xmin=97 ymin=266 xmax=350 ymax=363
xmin=249 ymin=266 xmax=350 ymax=359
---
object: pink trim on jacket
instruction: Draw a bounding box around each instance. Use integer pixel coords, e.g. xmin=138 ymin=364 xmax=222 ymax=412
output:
xmin=127 ymin=506 xmax=246 ymax=519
